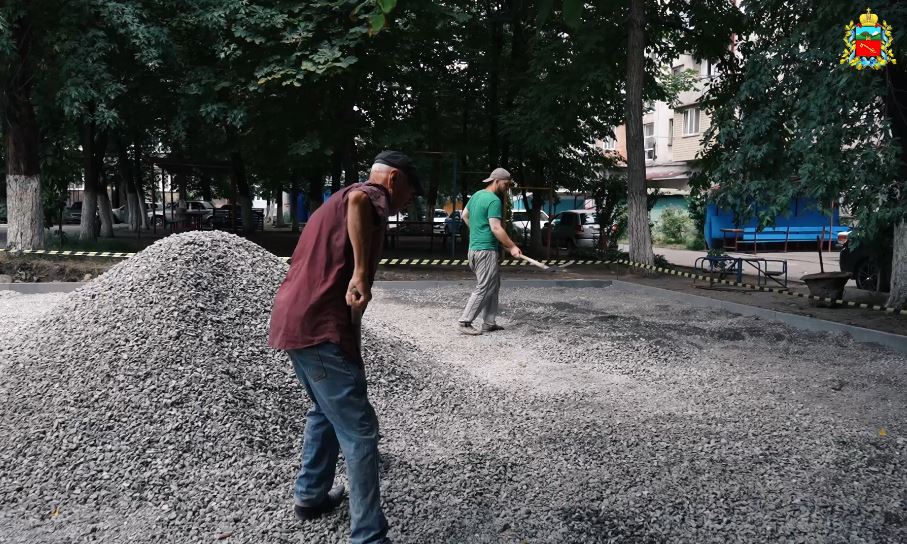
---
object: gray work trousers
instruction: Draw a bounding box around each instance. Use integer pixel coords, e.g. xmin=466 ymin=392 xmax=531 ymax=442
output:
xmin=459 ymin=249 xmax=501 ymax=326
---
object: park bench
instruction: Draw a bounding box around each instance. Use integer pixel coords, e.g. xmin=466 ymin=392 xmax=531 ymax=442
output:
xmin=722 ymin=225 xmax=848 ymax=252
xmin=694 ymin=255 xmax=789 ymax=288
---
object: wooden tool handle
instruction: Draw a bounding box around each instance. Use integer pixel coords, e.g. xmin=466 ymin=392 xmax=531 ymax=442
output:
xmin=517 ymin=254 xmax=549 ymax=270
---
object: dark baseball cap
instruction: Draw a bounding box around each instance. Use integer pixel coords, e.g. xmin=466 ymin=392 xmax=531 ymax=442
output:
xmin=374 ymin=150 xmax=424 ymax=195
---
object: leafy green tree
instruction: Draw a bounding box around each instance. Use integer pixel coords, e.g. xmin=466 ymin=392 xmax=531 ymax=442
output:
xmin=696 ymin=0 xmax=907 ymax=308
xmin=554 ymin=0 xmax=743 ymax=264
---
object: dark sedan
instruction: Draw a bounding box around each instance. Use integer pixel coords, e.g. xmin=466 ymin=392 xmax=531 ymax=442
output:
xmin=839 ymin=230 xmax=892 ymax=291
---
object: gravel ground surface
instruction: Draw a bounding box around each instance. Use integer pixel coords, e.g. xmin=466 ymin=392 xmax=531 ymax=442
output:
xmin=1 ymin=231 xmax=905 ymax=543
xmin=0 ymin=291 xmax=66 ymax=328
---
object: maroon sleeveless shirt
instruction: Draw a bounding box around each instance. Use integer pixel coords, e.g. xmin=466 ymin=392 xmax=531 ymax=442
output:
xmin=268 ymin=183 xmax=389 ymax=362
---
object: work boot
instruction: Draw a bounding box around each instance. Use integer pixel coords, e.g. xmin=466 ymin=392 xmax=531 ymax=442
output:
xmin=458 ymin=322 xmax=482 ymax=336
xmin=294 ymin=485 xmax=346 ymax=521
xmin=482 ymin=324 xmax=505 ymax=333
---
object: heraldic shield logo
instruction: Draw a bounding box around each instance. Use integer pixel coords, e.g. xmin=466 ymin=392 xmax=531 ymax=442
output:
xmin=840 ymin=8 xmax=896 ymax=70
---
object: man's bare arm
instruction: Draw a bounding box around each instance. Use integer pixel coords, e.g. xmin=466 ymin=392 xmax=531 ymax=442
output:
xmin=347 ymin=191 xmax=375 ymax=311
xmin=489 ymin=217 xmax=522 ymax=258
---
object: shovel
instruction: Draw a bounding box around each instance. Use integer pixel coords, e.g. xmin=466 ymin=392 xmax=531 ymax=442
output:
xmin=517 ymin=254 xmax=566 ymax=273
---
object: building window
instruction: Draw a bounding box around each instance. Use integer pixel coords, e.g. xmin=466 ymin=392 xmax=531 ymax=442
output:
xmin=672 ymin=65 xmax=684 ymax=76
xmin=602 ymin=134 xmax=617 ymax=151
xmin=644 ymin=122 xmax=655 ymax=160
xmin=682 ymin=107 xmax=700 ymax=136
xmin=668 ymin=119 xmax=674 ymax=146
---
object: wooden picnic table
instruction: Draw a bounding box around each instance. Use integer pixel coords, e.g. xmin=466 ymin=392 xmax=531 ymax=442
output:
xmin=720 ymin=228 xmax=744 ymax=251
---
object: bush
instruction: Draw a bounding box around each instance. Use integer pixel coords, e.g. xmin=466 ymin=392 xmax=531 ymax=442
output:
xmin=685 ymin=238 xmax=706 ymax=251
xmin=657 ymin=207 xmax=693 ymax=244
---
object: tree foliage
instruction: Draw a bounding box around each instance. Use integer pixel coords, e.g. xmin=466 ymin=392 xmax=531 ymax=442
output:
xmin=2 ymin=0 xmax=740 ymax=256
xmin=696 ymin=0 xmax=907 ymax=307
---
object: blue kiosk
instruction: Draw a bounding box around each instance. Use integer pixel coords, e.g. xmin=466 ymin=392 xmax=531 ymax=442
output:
xmin=704 ymin=198 xmax=848 ymax=251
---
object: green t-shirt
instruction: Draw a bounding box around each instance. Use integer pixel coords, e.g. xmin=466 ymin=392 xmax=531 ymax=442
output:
xmin=466 ymin=190 xmax=503 ymax=251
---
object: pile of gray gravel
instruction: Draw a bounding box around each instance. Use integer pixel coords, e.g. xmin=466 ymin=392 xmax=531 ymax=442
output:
xmin=0 ymin=231 xmax=300 ymax=542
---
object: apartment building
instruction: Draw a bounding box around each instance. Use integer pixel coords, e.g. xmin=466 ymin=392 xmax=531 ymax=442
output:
xmin=595 ymin=53 xmax=716 ymax=194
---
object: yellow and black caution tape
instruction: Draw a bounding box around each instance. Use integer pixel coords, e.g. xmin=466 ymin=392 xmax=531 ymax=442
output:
xmin=2 ymin=248 xmax=903 ymax=315
xmin=0 ymin=248 xmax=136 ymax=259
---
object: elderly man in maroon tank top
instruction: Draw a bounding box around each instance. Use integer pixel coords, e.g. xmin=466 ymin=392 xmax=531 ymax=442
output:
xmin=269 ymin=151 xmax=422 ymax=544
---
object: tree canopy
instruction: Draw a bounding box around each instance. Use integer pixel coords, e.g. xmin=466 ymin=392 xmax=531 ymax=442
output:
xmin=696 ymin=0 xmax=907 ymax=307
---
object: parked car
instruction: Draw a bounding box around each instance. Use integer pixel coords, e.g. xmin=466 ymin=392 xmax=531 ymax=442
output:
xmin=511 ymin=210 xmax=549 ymax=242
xmin=212 ymin=205 xmax=239 ymax=229
xmin=66 ymin=201 xmax=84 ymax=224
xmin=839 ymin=229 xmax=893 ymax=291
xmin=432 ymin=209 xmax=448 ymax=234
xmin=148 ymin=200 xmax=214 ymax=227
xmin=112 ymin=201 xmax=157 ymax=224
xmin=387 ymin=211 xmax=408 ymax=230
xmin=541 ymin=209 xmax=600 ymax=249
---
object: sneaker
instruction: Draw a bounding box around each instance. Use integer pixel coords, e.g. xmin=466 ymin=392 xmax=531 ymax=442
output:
xmin=458 ymin=322 xmax=482 ymax=336
xmin=294 ymin=485 xmax=346 ymax=521
xmin=482 ymin=324 xmax=505 ymax=332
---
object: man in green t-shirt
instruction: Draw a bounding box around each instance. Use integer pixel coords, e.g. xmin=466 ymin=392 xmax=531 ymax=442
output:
xmin=458 ymin=167 xmax=522 ymax=335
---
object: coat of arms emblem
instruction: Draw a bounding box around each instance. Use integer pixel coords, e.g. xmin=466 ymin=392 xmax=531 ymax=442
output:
xmin=840 ymin=9 xmax=896 ymax=70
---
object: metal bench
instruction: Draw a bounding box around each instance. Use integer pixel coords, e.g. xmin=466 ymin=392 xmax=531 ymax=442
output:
xmin=694 ymin=255 xmax=789 ymax=288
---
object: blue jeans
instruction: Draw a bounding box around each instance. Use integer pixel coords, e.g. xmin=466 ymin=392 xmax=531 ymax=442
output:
xmin=288 ymin=343 xmax=390 ymax=544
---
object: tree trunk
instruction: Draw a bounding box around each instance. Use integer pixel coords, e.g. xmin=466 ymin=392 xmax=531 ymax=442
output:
xmin=97 ymin=179 xmax=114 ymax=238
xmin=487 ymin=8 xmax=503 ymax=169
xmin=200 ymin=174 xmax=213 ymax=202
xmin=275 ymin=189 xmax=285 ymax=227
xmin=230 ymin=151 xmax=254 ymax=234
xmin=126 ymin=190 xmax=139 ymax=232
xmin=133 ymin=138 xmax=149 ymax=230
xmin=5 ymin=176 xmax=44 ymax=249
xmin=307 ymin=172 xmax=323 ymax=215
xmin=885 ymin=55 xmax=907 ymax=309
xmin=624 ymin=0 xmax=654 ymax=267
xmin=175 ymin=172 xmax=188 ymax=203
xmin=500 ymin=1 xmax=528 ymax=168
xmin=331 ymin=149 xmax=343 ymax=193
xmin=888 ymin=220 xmax=907 ymax=309
xmin=117 ymin=140 xmax=137 ymax=229
xmin=290 ymin=179 xmax=300 ymax=233
xmin=4 ymin=12 xmax=44 ymax=250
xmin=426 ymin=156 xmax=441 ymax=212
xmin=529 ymin=191 xmax=545 ymax=255
xmin=79 ymin=119 xmax=107 ymax=242
xmin=112 ymin=177 xmax=122 ymax=209
xmin=342 ymin=70 xmax=361 ymax=187
xmin=344 ymin=135 xmax=359 ymax=186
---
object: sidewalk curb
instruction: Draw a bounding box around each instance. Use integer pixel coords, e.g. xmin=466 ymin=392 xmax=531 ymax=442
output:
xmin=610 ymin=280 xmax=907 ymax=354
xmin=0 ymin=282 xmax=85 ymax=294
